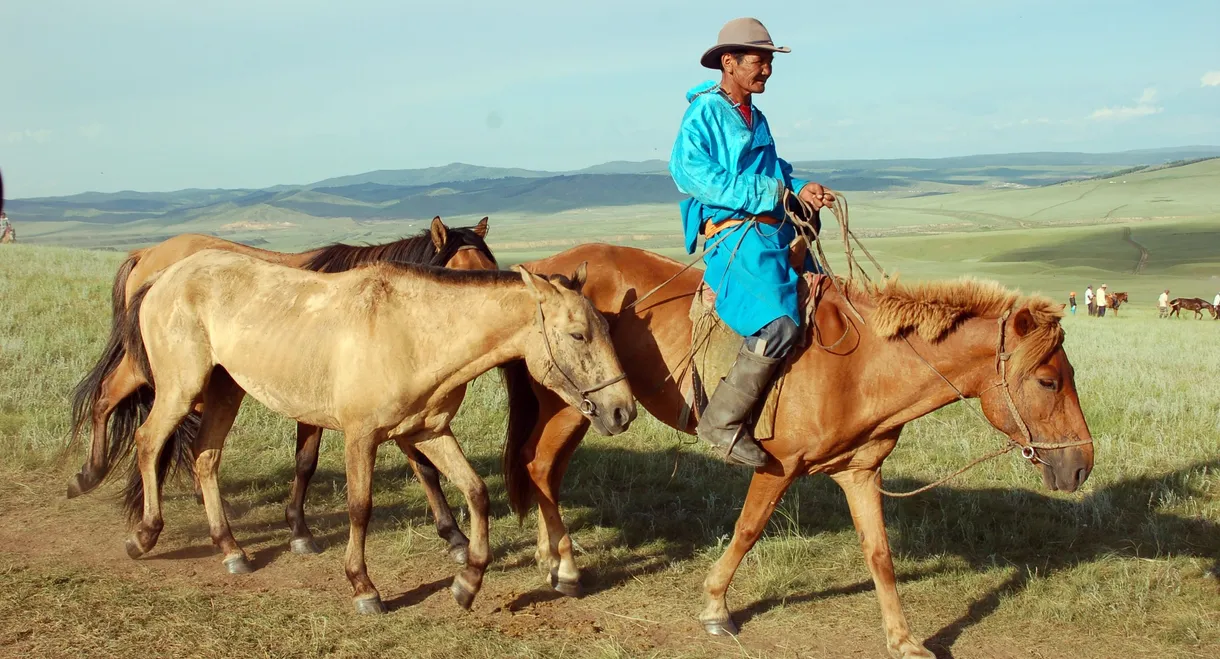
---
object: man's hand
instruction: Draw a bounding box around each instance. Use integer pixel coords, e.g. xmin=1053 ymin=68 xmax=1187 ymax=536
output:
xmin=798 ymin=182 xmax=835 ymax=210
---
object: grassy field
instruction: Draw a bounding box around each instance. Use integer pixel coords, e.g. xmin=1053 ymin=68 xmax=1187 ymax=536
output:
xmin=2 ymin=212 xmax=1219 ymax=659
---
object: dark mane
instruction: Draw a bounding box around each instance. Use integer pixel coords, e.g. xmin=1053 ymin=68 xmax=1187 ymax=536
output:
xmin=373 ymin=262 xmax=522 ymax=285
xmin=302 ymin=223 xmax=497 ymax=273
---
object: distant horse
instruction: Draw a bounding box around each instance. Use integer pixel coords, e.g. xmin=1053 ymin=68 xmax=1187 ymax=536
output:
xmin=1106 ymin=291 xmax=1129 ymax=316
xmin=1168 ymin=297 xmax=1213 ymax=319
xmin=67 ymin=218 xmax=498 ymax=560
xmin=93 ymin=249 xmax=635 ymax=613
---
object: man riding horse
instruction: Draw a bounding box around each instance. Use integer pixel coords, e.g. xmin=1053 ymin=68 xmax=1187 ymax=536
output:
xmin=669 ymin=18 xmax=834 ymax=467
xmin=0 ymin=211 xmax=14 ymax=244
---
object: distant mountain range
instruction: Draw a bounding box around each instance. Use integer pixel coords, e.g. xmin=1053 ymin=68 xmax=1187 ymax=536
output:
xmin=9 ymin=147 xmax=1219 ymax=225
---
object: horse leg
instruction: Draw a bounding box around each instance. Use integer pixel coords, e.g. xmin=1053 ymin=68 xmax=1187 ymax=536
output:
xmin=526 ymin=398 xmax=589 ymax=596
xmin=124 ymin=395 xmax=196 ymax=559
xmin=412 ymin=430 xmax=491 ymax=611
xmin=396 ymin=440 xmax=469 ymax=565
xmin=699 ymin=465 xmax=799 ymax=636
xmin=284 ymin=423 xmax=325 ymax=555
xmin=192 ymin=370 xmax=251 ymax=574
xmin=68 ymin=356 xmax=144 ymax=498
xmin=830 ymin=468 xmax=934 ymax=659
xmin=342 ymin=427 xmax=385 ymax=614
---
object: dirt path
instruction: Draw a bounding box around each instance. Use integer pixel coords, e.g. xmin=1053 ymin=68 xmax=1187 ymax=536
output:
xmin=0 ymin=467 xmax=1208 ymax=659
xmin=1122 ymin=226 xmax=1150 ymax=274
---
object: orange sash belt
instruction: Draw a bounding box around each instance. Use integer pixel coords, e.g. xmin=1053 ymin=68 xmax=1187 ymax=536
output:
xmin=702 ymin=214 xmax=782 ymax=240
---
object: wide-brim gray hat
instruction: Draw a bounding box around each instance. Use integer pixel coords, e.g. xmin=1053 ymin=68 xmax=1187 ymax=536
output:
xmin=701 ymin=18 xmax=790 ymax=70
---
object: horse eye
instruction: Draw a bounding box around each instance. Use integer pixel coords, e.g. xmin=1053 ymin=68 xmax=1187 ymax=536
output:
xmin=1037 ymin=379 xmax=1057 ymax=391
xmin=569 ymin=332 xmax=587 ymax=342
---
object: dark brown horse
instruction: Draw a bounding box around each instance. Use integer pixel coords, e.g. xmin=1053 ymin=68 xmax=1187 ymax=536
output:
xmin=1106 ymin=291 xmax=1129 ymax=316
xmin=269 ymin=243 xmax=1090 ymax=655
xmin=67 ymin=218 xmax=497 ymax=559
xmin=1168 ymin=297 xmax=1213 ymax=319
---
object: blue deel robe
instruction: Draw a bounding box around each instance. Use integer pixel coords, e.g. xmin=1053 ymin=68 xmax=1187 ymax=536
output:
xmin=669 ymin=80 xmax=815 ymax=338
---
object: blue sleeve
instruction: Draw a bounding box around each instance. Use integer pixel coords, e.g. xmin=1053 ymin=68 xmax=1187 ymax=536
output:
xmin=669 ymin=109 xmax=782 ymax=216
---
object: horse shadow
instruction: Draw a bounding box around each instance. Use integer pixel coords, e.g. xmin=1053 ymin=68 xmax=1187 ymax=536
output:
xmin=155 ymin=441 xmax=1217 ymax=657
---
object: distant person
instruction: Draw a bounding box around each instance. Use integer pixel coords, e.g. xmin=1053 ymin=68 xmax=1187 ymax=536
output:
xmin=1159 ymin=289 xmax=1171 ymax=318
xmin=0 ymin=211 xmax=13 ymax=244
xmin=1096 ymin=284 xmax=1108 ymax=317
xmin=1214 ymin=292 xmax=1219 ymax=318
xmin=1085 ymin=285 xmax=1095 ymax=316
xmin=1069 ymin=291 xmax=1077 ymax=315
xmin=669 ymin=17 xmax=830 ymax=467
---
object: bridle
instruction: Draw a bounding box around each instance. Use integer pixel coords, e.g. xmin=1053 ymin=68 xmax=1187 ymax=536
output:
xmin=882 ymin=308 xmax=1094 ymax=497
xmin=532 ymin=299 xmax=627 ymax=417
xmin=986 ymin=309 xmax=1094 ymax=462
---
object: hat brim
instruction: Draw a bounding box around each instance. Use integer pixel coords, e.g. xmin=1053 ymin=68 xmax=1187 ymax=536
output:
xmin=700 ymin=43 xmax=791 ymax=69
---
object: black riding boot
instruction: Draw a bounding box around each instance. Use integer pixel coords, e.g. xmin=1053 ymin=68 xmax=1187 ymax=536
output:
xmin=696 ymin=344 xmax=782 ymax=467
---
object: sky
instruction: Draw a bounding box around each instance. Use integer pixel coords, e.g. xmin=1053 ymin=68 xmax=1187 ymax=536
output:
xmin=2 ymin=0 xmax=1219 ymax=197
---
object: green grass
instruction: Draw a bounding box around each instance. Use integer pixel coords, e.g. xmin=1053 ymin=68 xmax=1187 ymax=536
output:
xmin=1 ymin=233 xmax=1219 ymax=657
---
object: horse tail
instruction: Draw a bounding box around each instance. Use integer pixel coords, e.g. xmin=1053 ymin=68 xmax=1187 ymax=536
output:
xmin=66 ymin=252 xmax=142 ymax=458
xmin=105 ymin=282 xmax=197 ymax=523
xmin=501 ymin=359 xmax=540 ymax=522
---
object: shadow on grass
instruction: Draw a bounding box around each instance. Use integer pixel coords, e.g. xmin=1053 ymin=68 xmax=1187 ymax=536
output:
xmin=152 ymin=443 xmax=1218 ymax=658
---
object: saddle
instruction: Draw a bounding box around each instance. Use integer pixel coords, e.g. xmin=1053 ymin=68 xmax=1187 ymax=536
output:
xmin=683 ymin=272 xmax=826 ymax=440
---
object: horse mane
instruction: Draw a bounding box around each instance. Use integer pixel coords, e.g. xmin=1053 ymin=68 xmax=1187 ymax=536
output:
xmin=851 ymin=276 xmax=1065 ymax=378
xmin=302 ymin=223 xmax=497 ymax=274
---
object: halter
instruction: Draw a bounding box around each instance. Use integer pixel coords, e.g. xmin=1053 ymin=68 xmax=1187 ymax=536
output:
xmin=532 ymin=300 xmax=627 ymax=417
xmin=881 ymin=308 xmax=1094 ymax=497
xmin=990 ymin=309 xmax=1094 ymax=462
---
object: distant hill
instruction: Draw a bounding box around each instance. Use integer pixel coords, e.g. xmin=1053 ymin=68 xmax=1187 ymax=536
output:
xmin=9 ymin=147 xmax=1219 ymax=226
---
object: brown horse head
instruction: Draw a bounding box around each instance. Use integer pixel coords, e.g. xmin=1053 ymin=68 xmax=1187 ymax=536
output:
xmin=513 ymin=263 xmax=636 ymax=436
xmin=977 ymin=302 xmax=1094 ymax=492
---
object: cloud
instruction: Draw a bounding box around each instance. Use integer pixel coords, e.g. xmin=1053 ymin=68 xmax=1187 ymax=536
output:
xmin=1089 ymin=87 xmax=1162 ymax=121
xmin=2 ymin=129 xmax=52 ymax=144
xmin=1202 ymin=71 xmax=1220 ymax=87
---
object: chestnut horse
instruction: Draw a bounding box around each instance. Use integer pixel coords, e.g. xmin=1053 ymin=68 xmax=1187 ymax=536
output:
xmin=96 ymin=250 xmax=635 ymax=613
xmin=1168 ymin=297 xmax=1213 ymax=319
xmin=503 ymin=245 xmax=1093 ymax=658
xmin=1106 ymin=291 xmax=1129 ymax=316
xmin=67 ymin=217 xmax=496 ymax=558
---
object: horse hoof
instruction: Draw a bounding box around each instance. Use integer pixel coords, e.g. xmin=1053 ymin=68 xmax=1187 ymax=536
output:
xmin=290 ymin=537 xmax=322 ymax=555
xmin=223 ymin=555 xmax=253 ymax=574
xmin=702 ymin=617 xmax=739 ymax=636
xmin=66 ymin=473 xmax=91 ymax=499
xmin=450 ymin=580 xmax=476 ymax=611
xmin=124 ymin=537 xmax=145 ymax=560
xmin=552 ymin=578 xmax=582 ymax=598
xmin=446 ymin=543 xmax=469 ymax=566
xmin=354 ymin=596 xmax=386 ymax=615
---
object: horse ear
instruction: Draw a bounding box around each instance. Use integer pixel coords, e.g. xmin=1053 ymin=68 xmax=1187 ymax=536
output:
xmin=1012 ymin=308 xmax=1036 ymax=338
xmin=430 ymin=216 xmax=448 ymax=251
xmin=568 ymin=261 xmax=588 ymax=292
xmin=512 ymin=265 xmax=552 ymax=302
xmin=473 ymin=217 xmax=489 ymax=238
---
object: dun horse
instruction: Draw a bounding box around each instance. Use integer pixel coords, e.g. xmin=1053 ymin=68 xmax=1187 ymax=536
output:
xmin=68 ymin=217 xmax=496 ymax=558
xmin=96 ymin=249 xmax=635 ymax=613
xmin=338 ymin=244 xmax=1087 ymax=657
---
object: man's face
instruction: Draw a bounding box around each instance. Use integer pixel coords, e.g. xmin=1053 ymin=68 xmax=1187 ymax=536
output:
xmin=722 ymin=50 xmax=774 ymax=94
